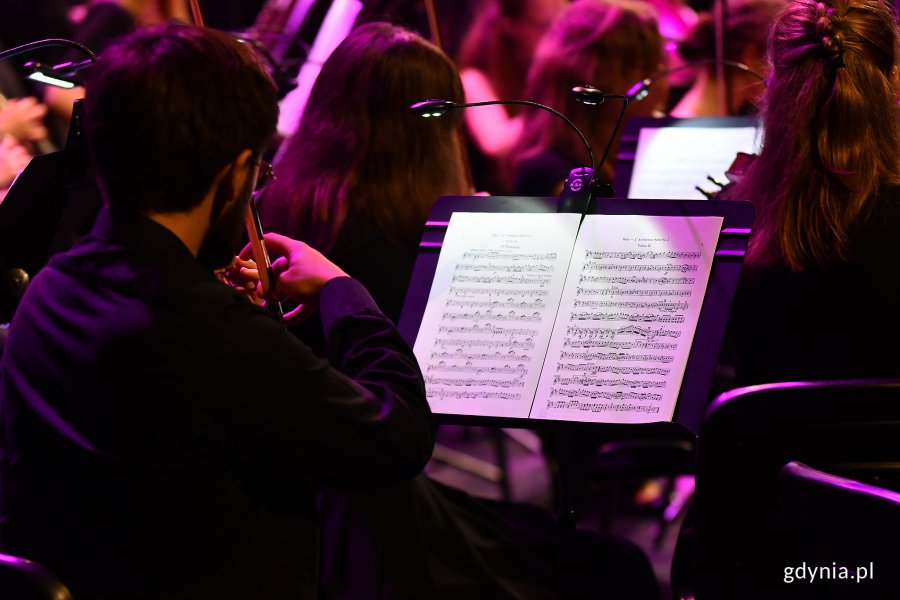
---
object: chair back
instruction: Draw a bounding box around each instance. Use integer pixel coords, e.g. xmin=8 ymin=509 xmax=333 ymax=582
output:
xmin=693 ymin=380 xmax=900 ymax=599
xmin=0 ymin=552 xmax=73 ymax=600
xmin=777 ymin=461 xmax=900 ymax=599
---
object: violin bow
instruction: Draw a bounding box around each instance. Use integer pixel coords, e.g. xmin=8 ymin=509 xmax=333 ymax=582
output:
xmin=423 ymin=0 xmax=442 ymax=49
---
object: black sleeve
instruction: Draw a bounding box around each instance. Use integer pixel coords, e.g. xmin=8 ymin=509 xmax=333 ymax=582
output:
xmin=215 ymin=277 xmax=434 ymax=491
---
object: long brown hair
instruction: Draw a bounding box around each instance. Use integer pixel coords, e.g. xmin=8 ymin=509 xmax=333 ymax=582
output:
xmin=261 ymin=22 xmax=468 ymax=253
xmin=456 ymin=0 xmax=566 ymax=109
xmin=512 ymin=0 xmax=663 ymax=183
xmin=727 ymin=0 xmax=900 ymax=270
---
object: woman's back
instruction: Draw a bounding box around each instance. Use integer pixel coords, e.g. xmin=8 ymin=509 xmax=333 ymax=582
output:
xmin=260 ymin=22 xmax=469 ymax=323
xmin=723 ymin=0 xmax=900 ymax=385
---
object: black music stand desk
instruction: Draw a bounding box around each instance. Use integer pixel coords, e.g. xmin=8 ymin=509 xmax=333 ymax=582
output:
xmin=398 ymin=194 xmax=753 ymax=598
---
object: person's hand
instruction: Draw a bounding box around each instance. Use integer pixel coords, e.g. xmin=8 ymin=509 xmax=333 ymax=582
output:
xmin=219 ymin=257 xmax=263 ymax=305
xmin=0 ymin=136 xmax=31 ymax=189
xmin=241 ymin=232 xmax=348 ymax=324
xmin=0 ymin=98 xmax=49 ymax=144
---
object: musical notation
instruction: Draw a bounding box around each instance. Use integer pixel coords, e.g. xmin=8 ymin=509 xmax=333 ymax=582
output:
xmin=438 ymin=325 xmax=539 ymax=336
xmin=449 ymin=287 xmax=550 ymax=298
xmin=563 ymin=340 xmax=678 ymax=350
xmin=585 ymin=251 xmax=702 ymax=260
xmin=569 ymin=311 xmax=685 ymax=323
xmin=430 ymin=351 xmax=532 ymax=362
xmin=559 ymin=351 xmax=674 ymax=363
xmin=556 ymin=363 xmax=671 ymax=375
xmin=430 ymin=390 xmax=522 ymax=401
xmin=452 ymin=275 xmax=551 ymax=285
xmin=461 ymin=251 xmax=558 ymax=261
xmin=565 ymin=325 xmax=681 ymax=340
xmin=546 ymin=400 xmax=661 ymax=414
xmin=572 ymin=300 xmax=688 ymax=312
xmin=548 ymin=388 xmax=663 ymax=402
xmin=442 ymin=311 xmax=542 ymax=322
xmin=428 ymin=363 xmax=528 ymax=377
xmin=435 ymin=338 xmax=536 ymax=350
xmin=582 ymin=262 xmax=699 ymax=273
xmin=552 ymin=376 xmax=666 ymax=388
xmin=455 ymin=263 xmax=553 ymax=273
xmin=576 ymin=288 xmax=694 ymax=297
xmin=446 ymin=298 xmax=547 ymax=309
xmin=578 ymin=275 xmax=696 ymax=285
xmin=425 ymin=376 xmax=526 ymax=388
xmin=413 ymin=211 xmax=723 ymax=423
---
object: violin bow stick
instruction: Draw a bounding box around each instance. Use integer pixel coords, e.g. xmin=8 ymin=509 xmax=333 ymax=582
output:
xmin=189 ymin=0 xmax=205 ymax=27
xmin=423 ymin=0 xmax=443 ymax=49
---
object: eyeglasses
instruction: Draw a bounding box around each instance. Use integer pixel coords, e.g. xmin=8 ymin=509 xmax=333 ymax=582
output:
xmin=253 ymin=159 xmax=276 ymax=192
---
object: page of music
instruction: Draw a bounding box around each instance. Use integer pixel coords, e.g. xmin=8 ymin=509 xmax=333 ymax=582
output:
xmin=413 ymin=211 xmax=723 ymax=423
xmin=413 ymin=212 xmax=581 ymax=418
xmin=531 ymin=214 xmax=722 ymax=423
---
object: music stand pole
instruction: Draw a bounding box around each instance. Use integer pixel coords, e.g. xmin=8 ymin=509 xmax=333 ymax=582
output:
xmin=557 ymin=428 xmax=577 ymax=599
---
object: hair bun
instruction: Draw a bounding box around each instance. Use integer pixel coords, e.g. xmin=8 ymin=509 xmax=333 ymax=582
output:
xmin=815 ymin=2 xmax=844 ymax=64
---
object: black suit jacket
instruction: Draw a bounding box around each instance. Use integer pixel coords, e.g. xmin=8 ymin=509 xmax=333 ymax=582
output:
xmin=0 ymin=208 xmax=433 ymax=598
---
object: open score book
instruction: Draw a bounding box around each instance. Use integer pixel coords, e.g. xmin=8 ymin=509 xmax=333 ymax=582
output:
xmin=412 ymin=212 xmax=724 ymax=424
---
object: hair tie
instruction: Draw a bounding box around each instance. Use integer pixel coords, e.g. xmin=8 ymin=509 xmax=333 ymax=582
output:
xmin=815 ymin=4 xmax=844 ymax=72
xmin=821 ymin=36 xmax=845 ymax=72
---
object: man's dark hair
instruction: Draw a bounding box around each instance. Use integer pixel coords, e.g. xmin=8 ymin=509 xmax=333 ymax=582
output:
xmin=83 ymin=23 xmax=279 ymax=214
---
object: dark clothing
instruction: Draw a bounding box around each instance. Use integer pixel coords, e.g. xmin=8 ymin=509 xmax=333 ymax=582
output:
xmin=65 ymin=4 xmax=135 ymax=81
xmin=278 ymin=212 xmax=417 ymax=357
xmin=74 ymin=4 xmax=135 ymax=55
xmin=513 ymin=149 xmax=582 ymax=197
xmin=0 ymin=1 xmax=72 ymax=59
xmin=317 ymin=475 xmax=660 ymax=600
xmin=726 ymin=185 xmax=900 ymax=386
xmin=329 ymin=215 xmax=416 ymax=324
xmin=0 ymin=208 xmax=433 ymax=599
xmin=273 ymin=213 xmax=658 ymax=599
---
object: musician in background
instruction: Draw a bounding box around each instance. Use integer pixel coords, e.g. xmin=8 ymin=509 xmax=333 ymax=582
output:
xmin=0 ymin=135 xmax=31 ymax=201
xmin=722 ymin=0 xmax=900 ymax=384
xmin=0 ymin=22 xmax=433 ymax=598
xmin=669 ymin=0 xmax=785 ymax=117
xmin=261 ymin=21 xmax=470 ymax=327
xmin=44 ymin=0 xmax=191 ymax=125
xmin=456 ymin=0 xmax=567 ymax=195
xmin=511 ymin=0 xmax=666 ymax=196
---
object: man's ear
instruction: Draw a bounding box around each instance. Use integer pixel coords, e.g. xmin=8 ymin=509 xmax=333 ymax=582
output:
xmin=208 ymin=149 xmax=254 ymax=222
xmin=230 ymin=149 xmax=255 ymax=195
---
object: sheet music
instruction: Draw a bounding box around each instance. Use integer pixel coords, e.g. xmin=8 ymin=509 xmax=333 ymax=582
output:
xmin=413 ymin=212 xmax=581 ymax=418
xmin=531 ymin=214 xmax=723 ymax=423
xmin=627 ymin=127 xmax=759 ymax=199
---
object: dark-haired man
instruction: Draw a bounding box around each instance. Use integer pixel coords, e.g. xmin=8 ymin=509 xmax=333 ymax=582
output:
xmin=0 ymin=23 xmax=433 ymax=599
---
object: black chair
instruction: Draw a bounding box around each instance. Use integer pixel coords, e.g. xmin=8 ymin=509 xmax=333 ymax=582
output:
xmin=684 ymin=380 xmax=900 ymax=600
xmin=0 ymin=552 xmax=72 ymax=600
xmin=777 ymin=461 xmax=900 ymax=599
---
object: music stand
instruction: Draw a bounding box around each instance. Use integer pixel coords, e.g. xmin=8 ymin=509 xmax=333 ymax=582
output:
xmin=0 ymin=100 xmax=101 ymax=323
xmin=613 ymin=115 xmax=758 ymax=200
xmin=398 ymin=194 xmax=753 ymax=598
